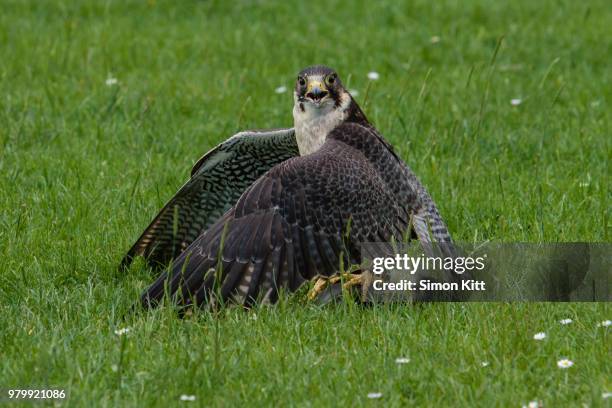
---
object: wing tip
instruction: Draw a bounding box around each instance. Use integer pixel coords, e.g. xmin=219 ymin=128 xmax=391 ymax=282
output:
xmin=118 ymin=254 xmax=133 ymax=271
xmin=118 ymin=240 xmax=147 ymax=271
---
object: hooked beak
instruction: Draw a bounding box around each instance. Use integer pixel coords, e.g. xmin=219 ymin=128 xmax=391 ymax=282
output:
xmin=305 ymin=80 xmax=329 ymax=103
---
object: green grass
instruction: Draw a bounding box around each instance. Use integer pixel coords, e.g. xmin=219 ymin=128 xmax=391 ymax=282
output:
xmin=0 ymin=0 xmax=609 ymax=406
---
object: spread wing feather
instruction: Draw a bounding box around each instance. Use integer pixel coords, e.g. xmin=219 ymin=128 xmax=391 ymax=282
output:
xmin=120 ymin=128 xmax=298 ymax=270
xmin=141 ymin=123 xmax=416 ymax=309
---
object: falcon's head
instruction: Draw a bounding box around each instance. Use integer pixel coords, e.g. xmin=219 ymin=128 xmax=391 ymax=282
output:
xmin=293 ymin=65 xmax=349 ymax=112
xmin=292 ymin=65 xmax=369 ymax=156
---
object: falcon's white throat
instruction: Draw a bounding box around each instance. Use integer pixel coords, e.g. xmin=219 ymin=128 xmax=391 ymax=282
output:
xmin=293 ymin=88 xmax=351 ymax=156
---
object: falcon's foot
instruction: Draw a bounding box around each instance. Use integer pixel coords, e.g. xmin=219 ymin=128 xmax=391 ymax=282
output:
xmin=307 ymin=272 xmax=362 ymax=301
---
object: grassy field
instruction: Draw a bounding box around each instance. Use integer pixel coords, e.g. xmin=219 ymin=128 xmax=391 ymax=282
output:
xmin=0 ymin=0 xmax=610 ymax=406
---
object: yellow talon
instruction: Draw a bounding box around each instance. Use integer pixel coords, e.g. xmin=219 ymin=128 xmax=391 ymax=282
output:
xmin=307 ymin=272 xmax=363 ymax=301
xmin=342 ymin=274 xmax=362 ymax=289
xmin=307 ymin=277 xmax=330 ymax=301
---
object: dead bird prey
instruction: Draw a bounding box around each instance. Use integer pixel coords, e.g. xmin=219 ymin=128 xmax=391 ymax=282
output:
xmin=122 ymin=66 xmax=455 ymax=309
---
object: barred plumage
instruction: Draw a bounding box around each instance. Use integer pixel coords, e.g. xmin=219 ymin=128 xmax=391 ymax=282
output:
xmin=120 ymin=128 xmax=298 ymax=270
xmin=122 ymin=66 xmax=456 ymax=309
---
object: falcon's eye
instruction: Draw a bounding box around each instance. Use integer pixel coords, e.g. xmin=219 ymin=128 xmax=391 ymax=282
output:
xmin=298 ymin=77 xmax=306 ymax=86
xmin=325 ymin=74 xmax=337 ymax=87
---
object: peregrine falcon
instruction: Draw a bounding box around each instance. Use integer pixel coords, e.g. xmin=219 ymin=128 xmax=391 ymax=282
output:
xmin=122 ymin=65 xmax=456 ymax=309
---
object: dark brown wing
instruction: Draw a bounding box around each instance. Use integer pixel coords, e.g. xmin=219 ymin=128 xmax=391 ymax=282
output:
xmin=141 ymin=125 xmax=413 ymax=309
xmin=120 ymin=128 xmax=298 ymax=271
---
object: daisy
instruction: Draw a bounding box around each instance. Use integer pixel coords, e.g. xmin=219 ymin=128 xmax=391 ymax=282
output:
xmin=430 ymin=36 xmax=441 ymax=44
xmin=395 ymin=357 xmax=410 ymax=364
xmin=274 ymin=86 xmax=287 ymax=94
xmin=367 ymin=72 xmax=380 ymax=81
xmin=559 ymin=318 xmax=573 ymax=325
xmin=597 ymin=320 xmax=611 ymax=327
xmin=533 ymin=332 xmax=546 ymax=340
xmin=557 ymin=358 xmax=573 ymax=369
xmin=481 ymin=361 xmax=490 ymax=367
xmin=180 ymin=395 xmax=196 ymax=401
xmin=511 ymin=98 xmax=522 ymax=106
xmin=105 ymin=76 xmax=118 ymax=86
xmin=367 ymin=392 xmax=382 ymax=399
xmin=114 ymin=327 xmax=130 ymax=336
xmin=522 ymin=401 xmax=540 ymax=408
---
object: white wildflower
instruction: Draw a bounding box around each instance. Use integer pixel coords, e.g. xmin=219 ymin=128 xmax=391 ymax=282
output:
xmin=559 ymin=318 xmax=573 ymax=325
xmin=111 ymin=364 xmax=118 ymax=372
xmin=557 ymin=358 xmax=573 ymax=369
xmin=522 ymin=401 xmax=540 ymax=408
xmin=180 ymin=395 xmax=196 ymax=401
xmin=533 ymin=332 xmax=546 ymax=341
xmin=367 ymin=392 xmax=382 ymax=399
xmin=430 ymin=35 xmax=441 ymax=44
xmin=511 ymin=98 xmax=522 ymax=106
xmin=114 ymin=327 xmax=130 ymax=336
xmin=367 ymin=71 xmax=380 ymax=81
xmin=274 ymin=86 xmax=287 ymax=94
xmin=349 ymin=89 xmax=359 ymax=96
xmin=481 ymin=361 xmax=490 ymax=367
xmin=597 ymin=320 xmax=611 ymax=327
xmin=105 ymin=76 xmax=118 ymax=86
xmin=395 ymin=357 xmax=410 ymax=364
xmin=602 ymin=392 xmax=612 ymax=399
